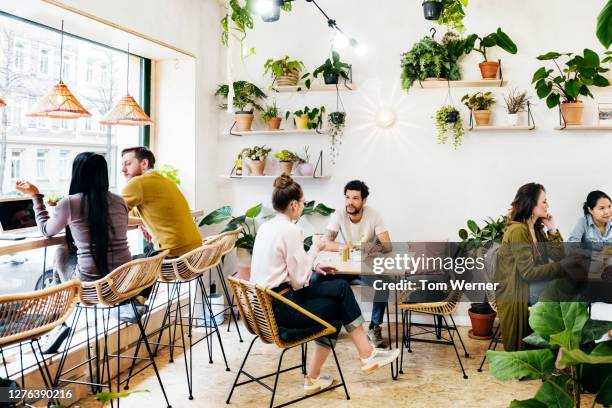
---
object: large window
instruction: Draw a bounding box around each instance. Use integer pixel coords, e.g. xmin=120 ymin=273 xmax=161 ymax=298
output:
xmin=38 ymin=47 xmax=50 ymax=75
xmin=36 ymin=150 xmax=47 ymax=179
xmin=10 ymin=151 xmax=21 ymax=179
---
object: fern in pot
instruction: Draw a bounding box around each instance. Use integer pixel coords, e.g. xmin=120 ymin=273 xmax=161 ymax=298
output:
xmin=215 ymin=80 xmax=266 ymax=131
xmin=261 ymin=101 xmax=282 ymax=130
xmin=240 ymin=145 xmax=271 ymax=176
xmin=503 ymin=88 xmax=530 ymax=126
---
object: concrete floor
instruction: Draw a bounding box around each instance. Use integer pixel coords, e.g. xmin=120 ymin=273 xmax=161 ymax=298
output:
xmin=73 ymin=316 xmax=591 ymax=408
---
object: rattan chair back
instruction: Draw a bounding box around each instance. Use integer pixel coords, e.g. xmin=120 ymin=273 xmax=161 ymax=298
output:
xmin=159 ymin=241 xmax=224 ymax=282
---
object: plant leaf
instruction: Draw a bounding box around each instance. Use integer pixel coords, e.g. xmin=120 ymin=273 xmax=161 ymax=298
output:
xmin=467 ymin=219 xmax=479 ymax=234
xmin=581 ymin=319 xmax=612 ymax=344
xmin=458 ymin=229 xmax=468 ymax=240
xmin=528 ymin=302 xmax=589 ymax=349
xmin=558 ymin=343 xmax=612 ymax=366
xmin=314 ymin=203 xmax=335 ymax=216
xmin=583 ymin=48 xmax=600 ymax=68
xmin=495 ymin=28 xmax=517 ymax=54
xmin=96 ymin=390 xmax=149 ymax=403
xmin=534 ymin=376 xmax=573 ymax=408
xmin=546 ymin=93 xmax=560 ymax=108
xmin=523 ymin=332 xmax=551 ymax=348
xmin=537 ymin=52 xmax=562 ymax=60
xmin=532 ymin=67 xmax=550 ymax=83
xmin=245 ymin=203 xmax=263 ymax=219
xmin=199 ymin=206 xmax=233 ymax=226
xmin=509 ymin=399 xmax=548 ymax=408
xmin=486 ymin=349 xmax=554 ymax=381
xmin=596 ymin=0 xmax=612 ymax=49
xmin=596 ymin=370 xmax=612 ymax=405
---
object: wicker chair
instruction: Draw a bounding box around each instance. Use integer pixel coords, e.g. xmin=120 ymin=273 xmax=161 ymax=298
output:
xmin=226 ymin=277 xmax=350 ymax=408
xmin=0 ymin=280 xmax=80 ymax=406
xmin=54 ymin=251 xmax=172 ymax=408
xmin=201 ymin=228 xmax=243 ymax=341
xmin=124 ymin=241 xmax=229 ymax=401
xmin=398 ymin=288 xmax=470 ymax=379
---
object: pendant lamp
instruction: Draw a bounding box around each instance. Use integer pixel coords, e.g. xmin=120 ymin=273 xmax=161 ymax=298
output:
xmin=27 ymin=21 xmax=90 ymax=119
xmin=100 ymin=45 xmax=152 ymax=126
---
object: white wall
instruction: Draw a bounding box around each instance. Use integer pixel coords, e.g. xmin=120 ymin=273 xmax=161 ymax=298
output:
xmin=212 ymin=0 xmax=612 ymax=242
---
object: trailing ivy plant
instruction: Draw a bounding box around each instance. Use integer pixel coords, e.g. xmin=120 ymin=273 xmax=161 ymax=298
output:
xmin=486 ymin=301 xmax=612 ymax=408
xmin=532 ymin=49 xmax=609 ymax=109
xmin=220 ymin=0 xmax=292 ymax=58
xmin=437 ymin=0 xmax=469 ymax=33
xmin=327 ymin=114 xmax=345 ymax=164
xmin=434 ymin=105 xmax=464 ymax=149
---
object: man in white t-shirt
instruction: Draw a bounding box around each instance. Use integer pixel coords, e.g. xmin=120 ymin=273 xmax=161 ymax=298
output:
xmin=321 ymin=180 xmax=392 ymax=347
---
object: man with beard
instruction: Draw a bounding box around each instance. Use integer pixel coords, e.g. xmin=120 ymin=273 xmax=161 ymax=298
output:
xmin=320 ymin=180 xmax=392 ymax=347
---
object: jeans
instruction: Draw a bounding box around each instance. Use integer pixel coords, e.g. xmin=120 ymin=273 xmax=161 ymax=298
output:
xmin=272 ymin=279 xmax=365 ymax=349
xmin=309 ymin=272 xmax=389 ymax=328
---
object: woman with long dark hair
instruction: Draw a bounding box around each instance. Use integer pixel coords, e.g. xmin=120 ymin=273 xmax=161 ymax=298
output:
xmin=16 ymin=152 xmax=131 ymax=281
xmin=494 ymin=182 xmax=567 ymax=351
xmin=568 ymin=190 xmax=612 ymax=244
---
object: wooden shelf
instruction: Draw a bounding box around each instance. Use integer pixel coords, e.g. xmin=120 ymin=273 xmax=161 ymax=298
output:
xmin=468 ymin=125 xmax=535 ymax=131
xmin=418 ymin=79 xmax=507 ymax=88
xmin=554 ymin=125 xmax=612 ymax=131
xmin=225 ymin=129 xmax=328 ymax=136
xmin=220 ymin=175 xmax=331 ymax=180
xmin=273 ymin=83 xmax=357 ymax=92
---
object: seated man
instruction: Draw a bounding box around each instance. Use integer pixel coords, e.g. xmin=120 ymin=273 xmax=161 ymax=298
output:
xmin=121 ymin=146 xmax=201 ymax=257
xmin=320 ymin=180 xmax=392 ymax=347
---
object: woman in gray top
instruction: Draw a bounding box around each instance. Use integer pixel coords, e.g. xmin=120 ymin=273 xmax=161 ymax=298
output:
xmin=15 ymin=152 xmax=131 ymax=281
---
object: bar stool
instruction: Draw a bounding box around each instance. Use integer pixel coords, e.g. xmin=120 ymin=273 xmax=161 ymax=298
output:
xmin=0 ymin=280 xmax=80 ymax=406
xmin=202 ymin=228 xmax=243 ymax=342
xmin=124 ymin=240 xmax=229 ymax=400
xmin=53 ymin=251 xmax=172 ymax=408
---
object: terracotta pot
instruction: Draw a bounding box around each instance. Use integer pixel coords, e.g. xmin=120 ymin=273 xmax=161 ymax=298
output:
xmin=479 ymin=61 xmax=499 ymax=80
xmin=248 ymin=159 xmax=266 ymax=176
xmin=236 ymin=248 xmax=252 ymax=280
xmin=468 ymin=309 xmax=497 ymax=337
xmin=276 ymin=71 xmax=299 ymax=86
xmin=235 ymin=111 xmax=254 ymax=131
xmin=299 ymin=163 xmax=315 ymax=176
xmin=507 ymin=113 xmax=519 ymax=126
xmin=279 ymin=161 xmax=293 ymax=175
xmin=295 ymin=114 xmax=309 ymax=130
xmin=267 ymin=117 xmax=282 ymax=130
xmin=474 ymin=109 xmax=492 ymax=126
xmin=560 ymin=101 xmax=584 ymax=125
xmin=47 ymin=202 xmax=58 ymax=207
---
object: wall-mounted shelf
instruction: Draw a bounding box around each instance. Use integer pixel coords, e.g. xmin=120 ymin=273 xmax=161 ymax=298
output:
xmin=220 ymin=175 xmax=331 ymax=180
xmin=418 ymin=79 xmax=507 ymax=88
xmin=273 ymin=83 xmax=357 ymax=92
xmin=467 ymin=125 xmax=535 ymax=131
xmin=554 ymin=125 xmax=612 ymax=131
xmin=225 ymin=129 xmax=328 ymax=136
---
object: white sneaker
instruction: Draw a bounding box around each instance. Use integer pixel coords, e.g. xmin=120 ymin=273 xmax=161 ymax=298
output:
xmin=360 ymin=348 xmax=400 ymax=374
xmin=304 ymin=373 xmax=334 ymax=395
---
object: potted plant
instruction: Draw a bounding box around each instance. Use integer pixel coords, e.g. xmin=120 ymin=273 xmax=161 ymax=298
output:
xmin=422 ymin=0 xmax=443 ymax=20
xmin=261 ymin=102 xmax=282 ymax=130
xmin=503 ymin=88 xmax=530 ymax=126
xmin=435 ymin=105 xmax=464 ymax=148
xmin=312 ymin=51 xmax=351 ymax=85
xmin=465 ymin=28 xmax=517 ymax=79
xmin=462 ymin=91 xmax=496 ymax=126
xmin=286 ymin=106 xmax=325 ymax=130
xmin=239 ymin=145 xmax=271 ymax=176
xmin=436 ymin=0 xmax=469 ymax=33
xmin=263 ymin=56 xmax=306 ymax=86
xmin=458 ymin=216 xmax=507 ymax=338
xmin=327 ymin=112 xmax=346 ymax=164
xmin=532 ymin=49 xmax=610 ymax=125
xmin=274 ymin=149 xmax=305 ymax=175
xmin=297 ymin=146 xmax=315 ymax=176
xmin=45 ymin=193 xmax=64 ymax=207
xmin=215 ymin=80 xmax=267 ymax=131
xmin=400 ymin=32 xmax=473 ymax=91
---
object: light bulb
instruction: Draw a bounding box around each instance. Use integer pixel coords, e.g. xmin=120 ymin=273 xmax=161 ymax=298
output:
xmin=333 ymin=32 xmax=349 ymax=50
xmin=255 ymin=0 xmax=275 ymax=15
xmin=376 ymin=110 xmax=396 ymax=128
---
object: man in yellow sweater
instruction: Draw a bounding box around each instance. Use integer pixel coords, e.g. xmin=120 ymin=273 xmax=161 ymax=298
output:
xmin=121 ymin=147 xmax=201 ymax=257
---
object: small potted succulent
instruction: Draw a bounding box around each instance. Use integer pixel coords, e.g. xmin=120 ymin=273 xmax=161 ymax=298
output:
xmin=215 ymin=80 xmax=267 ymax=131
xmin=462 ymin=92 xmax=496 ymax=126
xmin=503 ymin=88 xmax=530 ymax=126
xmin=240 ymin=145 xmax=271 ymax=176
xmin=435 ymin=105 xmax=464 ymax=149
xmin=261 ymin=102 xmax=282 ymax=130
xmin=464 ymin=28 xmax=517 ymax=79
xmin=286 ymin=106 xmax=325 ymax=130
xmin=45 ymin=193 xmax=64 ymax=207
xmin=422 ymin=0 xmax=443 ymax=20
xmin=274 ymin=149 xmax=305 ymax=175
xmin=312 ymin=51 xmax=351 ymax=85
xmin=263 ymin=56 xmax=306 ymax=86
xmin=297 ymin=146 xmax=315 ymax=176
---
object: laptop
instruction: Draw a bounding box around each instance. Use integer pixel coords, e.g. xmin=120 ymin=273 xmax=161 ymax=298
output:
xmin=0 ymin=197 xmax=43 ymax=239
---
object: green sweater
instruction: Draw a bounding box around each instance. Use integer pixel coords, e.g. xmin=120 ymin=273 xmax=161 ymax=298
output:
xmin=494 ymin=222 xmax=565 ymax=351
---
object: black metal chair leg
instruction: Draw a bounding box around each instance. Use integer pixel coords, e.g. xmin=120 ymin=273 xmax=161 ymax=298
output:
xmin=399 ymin=310 xmax=405 ymax=374
xmin=442 ymin=316 xmax=468 ymax=379
xmin=226 ymin=336 xmax=258 ymax=404
xmin=130 ymin=300 xmax=172 ymax=408
xmin=217 ymin=265 xmax=243 ymax=342
xmin=199 ymin=278 xmax=230 ymax=371
xmin=269 ymin=348 xmax=288 ymax=408
xmin=407 ymin=311 xmax=412 ymax=353
xmin=176 ymin=287 xmax=193 ymax=400
xmin=327 ymin=338 xmax=350 ymax=400
xmin=478 ymin=325 xmax=499 ymax=372
xmin=449 ymin=314 xmax=469 ymax=357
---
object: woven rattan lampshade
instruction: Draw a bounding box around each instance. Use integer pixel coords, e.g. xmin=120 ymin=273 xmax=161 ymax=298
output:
xmin=100 ymin=94 xmax=152 ymax=126
xmin=26 ymin=81 xmax=91 ymax=119
xmin=0 ymin=99 xmax=5 ymax=108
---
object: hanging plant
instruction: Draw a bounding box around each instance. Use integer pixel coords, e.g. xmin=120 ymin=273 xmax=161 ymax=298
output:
xmin=435 ymin=105 xmax=464 ymax=149
xmin=327 ymin=113 xmax=345 ymax=164
xmin=437 ymin=0 xmax=469 ymax=33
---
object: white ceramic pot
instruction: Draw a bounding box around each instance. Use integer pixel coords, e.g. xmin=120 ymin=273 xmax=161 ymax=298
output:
xmin=507 ymin=113 xmax=519 ymax=126
xmin=299 ymin=163 xmax=315 ymax=177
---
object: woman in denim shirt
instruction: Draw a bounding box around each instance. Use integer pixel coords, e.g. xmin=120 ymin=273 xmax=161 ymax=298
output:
xmin=568 ymin=191 xmax=612 ymax=246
